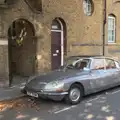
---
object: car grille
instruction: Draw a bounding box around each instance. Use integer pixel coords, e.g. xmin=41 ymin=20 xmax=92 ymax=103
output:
xmin=25 ymin=81 xmax=47 ymax=92
xmin=25 ymin=86 xmax=43 ymax=92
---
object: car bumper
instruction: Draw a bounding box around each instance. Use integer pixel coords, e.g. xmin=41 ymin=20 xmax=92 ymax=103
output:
xmin=22 ymin=87 xmax=68 ymax=101
xmin=39 ymin=91 xmax=68 ymax=100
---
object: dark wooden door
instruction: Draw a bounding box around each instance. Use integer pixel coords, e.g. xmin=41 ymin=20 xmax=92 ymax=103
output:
xmin=8 ymin=19 xmax=36 ymax=77
xmin=51 ymin=31 xmax=61 ymax=70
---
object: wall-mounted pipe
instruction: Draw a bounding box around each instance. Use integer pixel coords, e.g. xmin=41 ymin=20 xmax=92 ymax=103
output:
xmin=103 ymin=0 xmax=106 ymax=56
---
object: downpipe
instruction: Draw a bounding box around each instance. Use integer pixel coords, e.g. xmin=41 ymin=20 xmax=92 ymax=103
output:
xmin=103 ymin=0 xmax=106 ymax=56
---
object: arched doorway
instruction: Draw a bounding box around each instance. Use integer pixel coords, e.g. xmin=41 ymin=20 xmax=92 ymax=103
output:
xmin=8 ymin=19 xmax=37 ymax=84
xmin=51 ymin=18 xmax=67 ymax=70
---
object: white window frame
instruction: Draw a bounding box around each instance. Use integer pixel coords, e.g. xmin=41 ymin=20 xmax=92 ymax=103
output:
xmin=108 ymin=15 xmax=116 ymax=43
xmin=83 ymin=0 xmax=92 ymax=16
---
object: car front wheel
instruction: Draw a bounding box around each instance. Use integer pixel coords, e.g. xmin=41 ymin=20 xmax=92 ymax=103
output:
xmin=64 ymin=84 xmax=83 ymax=105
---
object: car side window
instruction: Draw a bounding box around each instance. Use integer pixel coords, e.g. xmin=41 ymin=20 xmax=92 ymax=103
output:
xmin=91 ymin=58 xmax=105 ymax=70
xmin=74 ymin=59 xmax=90 ymax=69
xmin=75 ymin=61 xmax=87 ymax=69
xmin=105 ymin=59 xmax=116 ymax=69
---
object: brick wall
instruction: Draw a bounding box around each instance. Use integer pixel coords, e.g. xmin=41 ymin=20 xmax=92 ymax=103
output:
xmin=0 ymin=0 xmax=104 ymax=85
xmin=105 ymin=0 xmax=120 ymax=60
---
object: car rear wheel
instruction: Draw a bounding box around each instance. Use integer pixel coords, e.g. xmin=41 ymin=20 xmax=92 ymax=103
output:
xmin=64 ymin=84 xmax=83 ymax=105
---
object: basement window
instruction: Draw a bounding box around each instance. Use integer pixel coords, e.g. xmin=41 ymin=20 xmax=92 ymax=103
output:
xmin=83 ymin=0 xmax=94 ymax=16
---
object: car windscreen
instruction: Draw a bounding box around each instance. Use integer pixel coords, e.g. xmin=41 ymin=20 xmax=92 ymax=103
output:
xmin=66 ymin=58 xmax=91 ymax=70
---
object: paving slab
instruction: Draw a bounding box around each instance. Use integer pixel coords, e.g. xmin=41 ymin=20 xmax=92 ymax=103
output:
xmin=0 ymin=83 xmax=26 ymax=102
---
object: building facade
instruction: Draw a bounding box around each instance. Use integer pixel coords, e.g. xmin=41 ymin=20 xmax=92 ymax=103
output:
xmin=0 ymin=0 xmax=119 ymax=86
xmin=106 ymin=0 xmax=120 ymax=58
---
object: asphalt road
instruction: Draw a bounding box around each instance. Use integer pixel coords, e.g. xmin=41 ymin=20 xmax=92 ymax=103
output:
xmin=1 ymin=86 xmax=120 ymax=120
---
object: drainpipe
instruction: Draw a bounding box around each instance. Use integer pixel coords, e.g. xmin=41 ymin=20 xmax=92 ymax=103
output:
xmin=103 ymin=0 xmax=106 ymax=56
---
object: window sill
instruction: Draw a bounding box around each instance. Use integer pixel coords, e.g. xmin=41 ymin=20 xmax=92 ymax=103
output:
xmin=108 ymin=42 xmax=116 ymax=44
xmin=108 ymin=42 xmax=116 ymax=45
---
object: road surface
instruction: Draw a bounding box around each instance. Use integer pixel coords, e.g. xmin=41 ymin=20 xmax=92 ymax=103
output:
xmin=1 ymin=86 xmax=120 ymax=120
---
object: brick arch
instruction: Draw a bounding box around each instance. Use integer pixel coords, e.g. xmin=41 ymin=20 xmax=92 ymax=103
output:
xmin=8 ymin=18 xmax=37 ymax=84
xmin=113 ymin=0 xmax=120 ymax=4
xmin=8 ymin=18 xmax=35 ymax=35
xmin=108 ymin=14 xmax=116 ymax=18
xmin=108 ymin=1 xmax=120 ymax=14
xmin=3 ymin=0 xmax=38 ymax=37
xmin=8 ymin=18 xmax=36 ymax=46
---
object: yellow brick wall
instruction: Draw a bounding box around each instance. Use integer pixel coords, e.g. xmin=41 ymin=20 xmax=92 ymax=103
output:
xmin=0 ymin=0 xmax=104 ymax=81
xmin=106 ymin=0 xmax=120 ymax=60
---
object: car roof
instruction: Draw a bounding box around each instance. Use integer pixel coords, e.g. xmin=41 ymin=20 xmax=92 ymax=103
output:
xmin=68 ymin=55 xmax=117 ymax=61
xmin=68 ymin=55 xmax=101 ymax=58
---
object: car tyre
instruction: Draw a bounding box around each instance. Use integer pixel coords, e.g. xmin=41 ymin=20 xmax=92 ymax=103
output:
xmin=64 ymin=84 xmax=83 ymax=105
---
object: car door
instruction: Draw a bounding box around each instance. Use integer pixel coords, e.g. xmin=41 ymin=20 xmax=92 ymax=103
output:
xmin=105 ymin=58 xmax=120 ymax=86
xmin=115 ymin=61 xmax=120 ymax=84
xmin=90 ymin=58 xmax=111 ymax=92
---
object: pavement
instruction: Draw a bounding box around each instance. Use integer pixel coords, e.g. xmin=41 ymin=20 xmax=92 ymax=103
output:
xmin=0 ymin=76 xmax=29 ymax=102
xmin=0 ymin=82 xmax=26 ymax=102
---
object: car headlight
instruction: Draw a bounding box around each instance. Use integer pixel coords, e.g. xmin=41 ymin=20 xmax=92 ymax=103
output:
xmin=44 ymin=81 xmax=64 ymax=91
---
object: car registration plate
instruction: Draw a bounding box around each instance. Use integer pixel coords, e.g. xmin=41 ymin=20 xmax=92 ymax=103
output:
xmin=27 ymin=91 xmax=38 ymax=98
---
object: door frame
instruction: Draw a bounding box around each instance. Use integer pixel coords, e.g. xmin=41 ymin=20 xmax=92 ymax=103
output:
xmin=51 ymin=19 xmax=64 ymax=66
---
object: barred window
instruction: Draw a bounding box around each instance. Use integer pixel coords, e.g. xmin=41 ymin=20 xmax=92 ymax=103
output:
xmin=108 ymin=15 xmax=116 ymax=43
xmin=83 ymin=0 xmax=93 ymax=16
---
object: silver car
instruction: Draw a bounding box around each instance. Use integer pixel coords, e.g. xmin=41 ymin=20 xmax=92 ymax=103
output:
xmin=22 ymin=56 xmax=120 ymax=104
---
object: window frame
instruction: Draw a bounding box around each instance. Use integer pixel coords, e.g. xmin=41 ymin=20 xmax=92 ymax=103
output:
xmin=108 ymin=15 xmax=116 ymax=43
xmin=83 ymin=0 xmax=93 ymax=16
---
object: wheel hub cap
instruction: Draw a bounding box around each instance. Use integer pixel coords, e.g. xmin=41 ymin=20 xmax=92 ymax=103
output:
xmin=70 ymin=88 xmax=80 ymax=102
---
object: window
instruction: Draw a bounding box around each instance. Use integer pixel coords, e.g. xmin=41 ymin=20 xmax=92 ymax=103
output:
xmin=66 ymin=58 xmax=90 ymax=70
xmin=51 ymin=19 xmax=61 ymax=30
xmin=92 ymin=59 xmax=105 ymax=70
xmin=83 ymin=0 xmax=93 ymax=16
xmin=108 ymin=15 xmax=116 ymax=43
xmin=74 ymin=59 xmax=90 ymax=69
xmin=105 ymin=59 xmax=116 ymax=69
